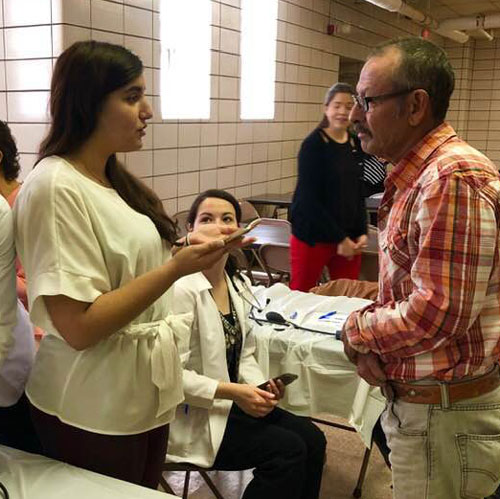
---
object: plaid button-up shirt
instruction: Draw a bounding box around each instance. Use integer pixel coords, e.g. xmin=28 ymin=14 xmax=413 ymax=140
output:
xmin=345 ymin=123 xmax=500 ymax=381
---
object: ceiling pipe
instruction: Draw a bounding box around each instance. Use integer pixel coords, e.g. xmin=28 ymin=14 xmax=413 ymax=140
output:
xmin=439 ymin=13 xmax=500 ymax=32
xmin=363 ymin=0 xmax=470 ymax=43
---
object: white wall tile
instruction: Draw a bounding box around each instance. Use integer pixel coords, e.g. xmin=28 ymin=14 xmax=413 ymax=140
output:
xmin=201 ymin=123 xmax=218 ymax=146
xmin=218 ymin=145 xmax=235 ymax=167
xmin=126 ymin=150 xmax=153 ymax=177
xmin=178 ymin=147 xmax=200 ymax=173
xmin=217 ymin=166 xmax=235 ymax=189
xmin=6 ymin=60 xmax=52 ymax=91
xmin=153 ymin=123 xmax=178 ymax=148
xmin=9 ymin=123 xmax=49 ymax=154
xmin=124 ymin=0 xmax=153 ymax=9
xmin=125 ymin=36 xmax=153 ymax=67
xmin=153 ymin=148 xmax=177 ymax=175
xmin=54 ymin=0 xmax=91 ymax=26
xmin=178 ymin=172 xmax=199 ymax=196
xmin=18 ymin=154 xmax=38 ymax=181
xmin=0 ymin=93 xmax=7 ymax=121
xmin=5 ymin=26 xmax=52 ymax=59
xmin=4 ymin=0 xmax=51 ymax=27
xmin=7 ymin=91 xmax=50 ymax=122
xmin=52 ymin=25 xmax=91 ymax=57
xmin=200 ymin=169 xmax=217 ymax=191
xmin=218 ymin=123 xmax=236 ymax=144
xmin=179 ymin=124 xmax=201 ymax=147
xmin=153 ymin=174 xmax=177 ymax=199
xmin=124 ymin=5 xmax=152 ymax=37
xmin=200 ymin=146 xmax=218 ymax=170
xmin=91 ymin=0 xmax=124 ymax=33
xmin=91 ymin=29 xmax=125 ymax=45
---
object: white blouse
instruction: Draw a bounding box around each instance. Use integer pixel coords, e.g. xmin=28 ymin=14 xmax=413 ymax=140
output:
xmin=13 ymin=156 xmax=187 ymax=434
xmin=0 ymin=197 xmax=17 ymax=379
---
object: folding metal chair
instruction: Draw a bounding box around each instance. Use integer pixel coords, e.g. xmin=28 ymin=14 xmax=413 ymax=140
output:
xmin=161 ymin=463 xmax=225 ymax=499
xmin=174 ymin=210 xmax=190 ymax=238
xmin=359 ymin=224 xmax=379 ymax=282
xmin=258 ymin=242 xmax=291 ymax=286
xmin=238 ymin=200 xmax=260 ymax=223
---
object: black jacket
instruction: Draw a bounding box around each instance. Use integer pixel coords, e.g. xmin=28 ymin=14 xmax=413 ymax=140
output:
xmin=290 ymin=128 xmax=367 ymax=246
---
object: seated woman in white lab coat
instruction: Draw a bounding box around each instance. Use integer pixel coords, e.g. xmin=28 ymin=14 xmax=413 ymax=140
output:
xmin=167 ymin=189 xmax=327 ymax=499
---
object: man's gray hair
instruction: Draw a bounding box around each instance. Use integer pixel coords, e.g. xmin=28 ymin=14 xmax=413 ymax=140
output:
xmin=369 ymin=37 xmax=455 ymax=123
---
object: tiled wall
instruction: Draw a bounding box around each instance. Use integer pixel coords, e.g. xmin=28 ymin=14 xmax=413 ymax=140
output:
xmin=4 ymin=0 xmax=497 ymax=216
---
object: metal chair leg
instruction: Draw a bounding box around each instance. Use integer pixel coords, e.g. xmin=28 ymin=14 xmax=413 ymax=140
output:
xmin=182 ymin=470 xmax=191 ymax=499
xmin=159 ymin=474 xmax=176 ymax=495
xmin=199 ymin=470 xmax=225 ymax=499
xmin=352 ymin=446 xmax=372 ymax=498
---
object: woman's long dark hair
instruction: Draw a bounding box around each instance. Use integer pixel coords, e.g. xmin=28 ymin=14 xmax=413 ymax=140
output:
xmin=38 ymin=40 xmax=178 ymax=244
xmin=187 ymin=189 xmax=243 ymax=279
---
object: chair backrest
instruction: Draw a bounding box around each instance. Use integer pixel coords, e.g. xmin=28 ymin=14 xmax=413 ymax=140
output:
xmin=258 ymin=242 xmax=290 ymax=286
xmin=364 ymin=224 xmax=379 ymax=254
xmin=258 ymin=217 xmax=292 ymax=231
xmin=360 ymin=224 xmax=379 ymax=282
xmin=239 ymin=200 xmax=260 ymax=223
xmin=174 ymin=210 xmax=190 ymax=237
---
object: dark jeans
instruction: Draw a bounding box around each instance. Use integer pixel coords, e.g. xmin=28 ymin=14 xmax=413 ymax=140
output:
xmin=214 ymin=404 xmax=327 ymax=499
xmin=0 ymin=393 xmax=42 ymax=454
xmin=30 ymin=403 xmax=168 ymax=489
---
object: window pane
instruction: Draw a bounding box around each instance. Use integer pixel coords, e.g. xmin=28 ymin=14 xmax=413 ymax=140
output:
xmin=160 ymin=0 xmax=212 ymax=119
xmin=240 ymin=0 xmax=278 ymax=120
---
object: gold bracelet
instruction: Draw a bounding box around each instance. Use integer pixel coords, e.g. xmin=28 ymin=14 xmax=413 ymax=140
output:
xmin=185 ymin=232 xmax=191 ymax=246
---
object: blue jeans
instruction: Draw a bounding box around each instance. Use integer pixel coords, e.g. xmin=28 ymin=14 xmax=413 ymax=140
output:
xmin=381 ymin=382 xmax=500 ymax=498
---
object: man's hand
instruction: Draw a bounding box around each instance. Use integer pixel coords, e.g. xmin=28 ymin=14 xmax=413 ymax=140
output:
xmin=356 ymin=352 xmax=386 ymax=386
xmin=341 ymin=329 xmax=386 ymax=386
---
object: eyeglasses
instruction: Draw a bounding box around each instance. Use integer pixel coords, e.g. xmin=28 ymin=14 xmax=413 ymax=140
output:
xmin=352 ymin=88 xmax=416 ymax=113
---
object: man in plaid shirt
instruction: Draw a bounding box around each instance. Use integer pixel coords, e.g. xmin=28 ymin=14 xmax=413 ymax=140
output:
xmin=343 ymin=37 xmax=500 ymax=499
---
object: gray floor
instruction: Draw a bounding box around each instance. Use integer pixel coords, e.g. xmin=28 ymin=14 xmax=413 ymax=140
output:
xmin=161 ymin=415 xmax=393 ymax=499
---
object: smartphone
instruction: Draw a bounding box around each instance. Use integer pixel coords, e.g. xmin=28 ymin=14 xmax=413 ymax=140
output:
xmin=258 ymin=373 xmax=298 ymax=390
xmin=223 ymin=218 xmax=261 ymax=245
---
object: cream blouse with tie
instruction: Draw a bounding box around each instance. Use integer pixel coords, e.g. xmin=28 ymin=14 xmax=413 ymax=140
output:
xmin=14 ymin=156 xmax=188 ymax=435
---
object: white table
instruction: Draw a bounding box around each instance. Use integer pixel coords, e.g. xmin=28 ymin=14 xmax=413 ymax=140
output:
xmin=251 ymin=284 xmax=386 ymax=447
xmin=0 ymin=445 xmax=176 ymax=499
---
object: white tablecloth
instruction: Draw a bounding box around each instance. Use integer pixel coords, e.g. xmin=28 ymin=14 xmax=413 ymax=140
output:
xmin=0 ymin=445 xmax=175 ymax=499
xmin=251 ymin=284 xmax=386 ymax=446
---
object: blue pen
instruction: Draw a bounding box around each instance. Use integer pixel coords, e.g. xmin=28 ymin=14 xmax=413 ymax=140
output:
xmin=318 ymin=311 xmax=337 ymax=320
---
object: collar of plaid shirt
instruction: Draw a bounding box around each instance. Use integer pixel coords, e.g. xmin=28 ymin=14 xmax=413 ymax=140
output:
xmin=345 ymin=123 xmax=500 ymax=381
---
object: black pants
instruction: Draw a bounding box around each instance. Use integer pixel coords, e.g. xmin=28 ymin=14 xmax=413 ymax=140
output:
xmin=0 ymin=393 xmax=41 ymax=454
xmin=213 ymin=404 xmax=327 ymax=499
xmin=30 ymin=403 xmax=168 ymax=489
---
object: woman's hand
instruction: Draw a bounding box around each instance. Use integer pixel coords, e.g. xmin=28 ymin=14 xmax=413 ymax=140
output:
xmin=261 ymin=378 xmax=286 ymax=400
xmin=337 ymin=237 xmax=359 ymax=259
xmin=354 ymin=234 xmax=368 ymax=251
xmin=216 ymin=382 xmax=278 ymax=418
xmin=170 ymin=239 xmax=227 ymax=278
xmin=175 ymin=224 xmax=255 ymax=250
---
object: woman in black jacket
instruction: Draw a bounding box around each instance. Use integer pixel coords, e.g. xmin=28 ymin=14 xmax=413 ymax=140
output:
xmin=290 ymin=83 xmax=367 ymax=291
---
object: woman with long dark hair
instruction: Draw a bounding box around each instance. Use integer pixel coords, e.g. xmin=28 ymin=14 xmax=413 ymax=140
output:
xmin=167 ymin=189 xmax=327 ymax=499
xmin=13 ymin=41 xmax=233 ymax=488
xmin=290 ymin=82 xmax=368 ymax=291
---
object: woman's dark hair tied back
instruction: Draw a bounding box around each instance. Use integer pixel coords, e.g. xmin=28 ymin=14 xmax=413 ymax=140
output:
xmin=188 ymin=189 xmax=243 ymax=279
xmin=319 ymin=82 xmax=354 ymax=128
xmin=0 ymin=120 xmax=20 ymax=181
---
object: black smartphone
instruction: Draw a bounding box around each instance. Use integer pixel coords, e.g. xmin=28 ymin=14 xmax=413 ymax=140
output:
xmin=258 ymin=373 xmax=298 ymax=390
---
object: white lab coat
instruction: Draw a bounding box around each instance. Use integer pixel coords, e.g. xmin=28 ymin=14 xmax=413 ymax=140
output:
xmin=167 ymin=272 xmax=266 ymax=467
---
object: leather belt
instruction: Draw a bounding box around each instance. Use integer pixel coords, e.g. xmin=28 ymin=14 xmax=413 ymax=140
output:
xmin=386 ymin=364 xmax=500 ymax=406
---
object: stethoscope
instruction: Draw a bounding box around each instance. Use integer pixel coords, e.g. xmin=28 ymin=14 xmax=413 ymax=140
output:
xmin=232 ymin=274 xmax=340 ymax=338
